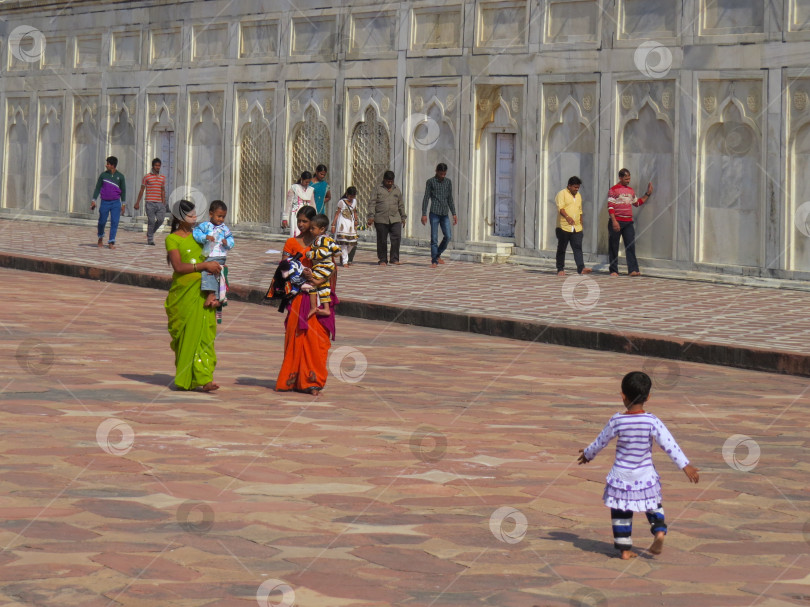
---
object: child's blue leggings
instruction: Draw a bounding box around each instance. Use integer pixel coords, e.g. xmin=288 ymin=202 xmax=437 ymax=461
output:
xmin=610 ymin=505 xmax=667 ymax=551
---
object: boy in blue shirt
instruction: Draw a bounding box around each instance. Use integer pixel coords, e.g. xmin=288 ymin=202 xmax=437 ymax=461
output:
xmin=193 ymin=200 xmax=234 ymax=308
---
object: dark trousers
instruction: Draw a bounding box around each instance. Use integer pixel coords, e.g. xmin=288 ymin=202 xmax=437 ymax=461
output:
xmin=608 ymin=220 xmax=639 ymax=274
xmin=555 ymin=228 xmax=585 ymax=273
xmin=375 ymin=221 xmax=402 ymax=264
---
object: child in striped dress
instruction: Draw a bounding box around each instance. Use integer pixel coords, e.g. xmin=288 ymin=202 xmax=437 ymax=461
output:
xmin=577 ymin=371 xmax=699 ymax=559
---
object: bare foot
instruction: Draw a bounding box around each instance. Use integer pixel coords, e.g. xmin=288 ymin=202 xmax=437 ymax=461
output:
xmin=610 ymin=272 xmax=619 ymax=277
xmin=620 ymin=550 xmax=638 ymax=560
xmin=204 ymin=293 xmax=218 ymax=308
xmin=557 ymin=270 xmax=565 ymax=276
xmin=437 ymin=258 xmax=445 ymax=264
xmin=315 ymin=308 xmax=330 ymax=317
xmin=97 ymin=238 xmax=103 ymax=248
xmin=431 ymin=263 xmax=438 ymax=268
xmin=201 ymin=382 xmax=220 ymax=392
xmin=649 ymin=532 xmax=665 ymax=555
xmin=581 ymin=268 xmax=593 ymax=274
xmin=629 ymin=271 xmax=641 ymax=277
xmin=307 ymin=308 xmax=317 ymax=319
xmin=108 ymin=243 xmax=116 ymax=250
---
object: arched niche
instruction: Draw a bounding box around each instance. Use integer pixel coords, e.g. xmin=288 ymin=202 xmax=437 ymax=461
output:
xmin=190 ymin=107 xmax=223 ymax=201
xmin=290 ymin=104 xmax=330 ymax=185
xmin=5 ymin=115 xmax=29 ymax=209
xmin=546 ymin=102 xmax=595 ymax=251
xmin=700 ymin=102 xmax=761 ymax=267
xmin=72 ymin=109 xmax=99 ymax=212
xmin=620 ymin=103 xmax=675 ymax=260
xmin=38 ymin=113 xmax=63 ymax=211
xmin=351 ymin=105 xmax=391 ymax=222
xmin=238 ymin=107 xmax=273 ymax=223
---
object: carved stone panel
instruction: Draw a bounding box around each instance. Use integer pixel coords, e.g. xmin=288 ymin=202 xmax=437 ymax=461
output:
xmin=150 ymin=28 xmax=182 ymax=67
xmin=291 ymin=16 xmax=337 ymax=58
xmin=189 ymin=92 xmax=225 ymax=202
xmin=617 ymin=81 xmax=677 ymax=260
xmin=111 ymin=31 xmax=140 ymax=67
xmin=701 ymin=0 xmax=765 ymax=35
xmin=542 ymin=81 xmax=598 ymax=251
xmin=476 ymin=1 xmax=528 ymax=49
xmin=38 ymin=98 xmax=64 ymax=212
xmin=4 ymin=99 xmax=30 ymax=209
xmin=348 ymin=11 xmax=398 ymax=56
xmin=698 ymin=79 xmax=764 ymax=267
xmin=411 ymin=7 xmax=464 ymax=51
xmin=72 ymin=95 xmax=101 ymax=212
xmin=239 ymin=20 xmax=279 ymax=59
xmin=193 ymin=23 xmax=229 ymax=61
xmin=287 ymin=87 xmax=333 ymax=184
xmin=75 ymin=36 xmax=101 ymax=69
xmin=43 ymin=37 xmax=67 ymax=71
xmin=546 ymin=0 xmax=599 ymax=44
xmin=787 ymin=77 xmax=810 ymax=271
xmin=619 ymin=0 xmax=677 ymax=39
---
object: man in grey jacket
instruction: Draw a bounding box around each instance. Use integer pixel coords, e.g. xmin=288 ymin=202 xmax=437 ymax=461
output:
xmin=367 ymin=170 xmax=406 ymax=266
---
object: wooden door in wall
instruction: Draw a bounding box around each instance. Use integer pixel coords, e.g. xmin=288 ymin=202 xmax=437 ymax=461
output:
xmin=494 ymin=133 xmax=515 ymax=238
xmin=157 ymin=130 xmax=175 ymax=205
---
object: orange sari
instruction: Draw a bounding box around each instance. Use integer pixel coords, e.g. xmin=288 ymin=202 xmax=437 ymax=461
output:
xmin=275 ymin=238 xmax=332 ymax=392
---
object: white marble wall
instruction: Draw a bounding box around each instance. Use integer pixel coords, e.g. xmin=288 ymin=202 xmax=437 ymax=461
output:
xmin=1 ymin=0 xmax=810 ymax=281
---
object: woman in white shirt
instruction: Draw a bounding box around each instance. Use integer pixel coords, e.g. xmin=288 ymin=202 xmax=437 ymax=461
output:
xmin=282 ymin=171 xmax=315 ymax=237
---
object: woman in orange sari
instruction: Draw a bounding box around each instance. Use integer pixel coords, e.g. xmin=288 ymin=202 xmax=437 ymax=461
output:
xmin=275 ymin=206 xmax=337 ymax=394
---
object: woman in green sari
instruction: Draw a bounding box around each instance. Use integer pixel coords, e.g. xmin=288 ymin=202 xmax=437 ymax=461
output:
xmin=164 ymin=200 xmax=223 ymax=391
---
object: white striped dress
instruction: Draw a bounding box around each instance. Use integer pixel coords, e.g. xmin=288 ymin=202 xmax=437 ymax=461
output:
xmin=583 ymin=412 xmax=690 ymax=512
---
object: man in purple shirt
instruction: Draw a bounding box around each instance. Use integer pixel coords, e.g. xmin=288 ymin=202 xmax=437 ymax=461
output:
xmin=91 ymin=156 xmax=127 ymax=249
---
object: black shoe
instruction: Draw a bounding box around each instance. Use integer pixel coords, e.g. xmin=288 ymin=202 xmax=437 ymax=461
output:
xmin=147 ymin=241 xmax=156 ymax=246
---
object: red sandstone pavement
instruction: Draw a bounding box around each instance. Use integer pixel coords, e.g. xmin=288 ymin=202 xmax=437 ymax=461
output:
xmin=5 ymin=268 xmax=810 ymax=606
xmin=1 ymin=217 xmax=810 ymax=377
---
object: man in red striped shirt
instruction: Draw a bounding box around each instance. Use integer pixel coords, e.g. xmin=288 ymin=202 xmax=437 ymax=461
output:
xmin=134 ymin=158 xmax=167 ymax=246
xmin=607 ymin=168 xmax=653 ymax=277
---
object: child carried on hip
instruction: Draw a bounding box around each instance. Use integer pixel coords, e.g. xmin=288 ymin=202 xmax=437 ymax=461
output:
xmin=193 ymin=200 xmax=234 ymax=308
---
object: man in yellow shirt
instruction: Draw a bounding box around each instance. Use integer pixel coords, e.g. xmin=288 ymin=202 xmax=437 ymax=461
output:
xmin=555 ymin=176 xmax=592 ymax=276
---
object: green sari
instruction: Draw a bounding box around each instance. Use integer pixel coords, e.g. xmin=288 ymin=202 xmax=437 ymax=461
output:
xmin=165 ymin=232 xmax=217 ymax=390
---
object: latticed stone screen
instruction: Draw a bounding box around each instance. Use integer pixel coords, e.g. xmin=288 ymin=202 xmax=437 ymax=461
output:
xmin=239 ymin=119 xmax=273 ymax=223
xmin=351 ymin=107 xmax=391 ymax=224
xmin=290 ymin=106 xmax=330 ymax=185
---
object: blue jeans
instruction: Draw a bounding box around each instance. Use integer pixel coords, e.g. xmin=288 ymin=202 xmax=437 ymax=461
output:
xmin=98 ymin=198 xmax=122 ymax=244
xmin=429 ymin=212 xmax=452 ymax=263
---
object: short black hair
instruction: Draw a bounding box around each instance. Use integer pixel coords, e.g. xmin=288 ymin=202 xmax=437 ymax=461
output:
xmin=383 ymin=170 xmax=395 ymax=181
xmin=618 ymin=168 xmax=631 ymax=178
xmin=298 ymin=171 xmax=312 ymax=184
xmin=313 ymin=213 xmax=330 ymax=229
xmin=209 ymin=200 xmax=227 ymax=213
xmin=151 ymin=158 xmax=162 ymax=166
xmin=568 ymin=176 xmax=582 ymax=186
xmin=436 ymin=163 xmax=447 ymax=172
xmin=106 ymin=156 xmax=118 ymax=167
xmin=622 ymin=371 xmax=652 ymax=406
xmin=342 ymin=186 xmax=357 ymax=198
